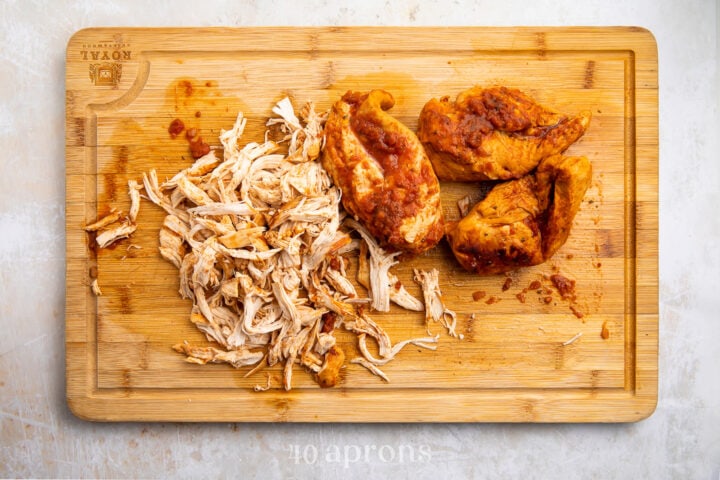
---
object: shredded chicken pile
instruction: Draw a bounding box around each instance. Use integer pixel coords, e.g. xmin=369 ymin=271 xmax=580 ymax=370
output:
xmin=134 ymin=98 xmax=454 ymax=390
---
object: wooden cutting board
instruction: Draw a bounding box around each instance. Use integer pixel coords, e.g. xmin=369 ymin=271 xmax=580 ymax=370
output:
xmin=65 ymin=27 xmax=658 ymax=422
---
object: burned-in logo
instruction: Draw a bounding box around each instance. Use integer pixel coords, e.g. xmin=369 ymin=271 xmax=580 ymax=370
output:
xmin=89 ymin=63 xmax=123 ymax=87
xmin=81 ymin=42 xmax=131 ymax=88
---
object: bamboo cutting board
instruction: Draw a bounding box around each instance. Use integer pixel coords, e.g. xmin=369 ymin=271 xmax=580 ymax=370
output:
xmin=65 ymin=27 xmax=658 ymax=422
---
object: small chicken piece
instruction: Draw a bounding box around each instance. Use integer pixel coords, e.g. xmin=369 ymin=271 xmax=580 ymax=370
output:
xmin=143 ymin=169 xmax=190 ymax=224
xmin=159 ymin=215 xmax=188 ymax=269
xmin=413 ymin=268 xmax=460 ymax=339
xmin=325 ymin=266 xmax=358 ymax=298
xmin=418 ymin=86 xmax=591 ymax=181
xmin=316 ymin=345 xmax=345 ymax=388
xmin=218 ymin=227 xmax=266 ymax=249
xmin=159 ymin=229 xmax=185 ymax=269
xmin=127 ymin=180 xmax=143 ymax=223
xmin=343 ymin=312 xmax=437 ymax=365
xmin=269 ymin=98 xmax=326 ymax=163
xmin=95 ymin=221 xmax=137 ymax=248
xmin=187 ymin=201 xmax=255 ymax=217
xmin=345 ymin=218 xmax=399 ymax=312
xmin=351 ymin=357 xmax=390 ymax=383
xmin=90 ymin=279 xmax=102 ymax=296
xmin=83 ymin=208 xmax=121 ymax=232
xmin=457 ymin=195 xmax=473 ymax=217
xmin=315 ymin=333 xmax=336 ymax=356
xmin=186 ymin=150 xmax=221 ymax=177
xmin=172 ymin=342 xmax=264 ymax=368
xmin=445 ymin=154 xmax=592 ymax=275
xmin=176 ymin=175 xmax=213 ymax=206
xmin=356 ymin=233 xmax=423 ymax=312
xmin=323 ymin=90 xmax=444 ymax=255
xmin=253 ymin=374 xmax=272 ymax=392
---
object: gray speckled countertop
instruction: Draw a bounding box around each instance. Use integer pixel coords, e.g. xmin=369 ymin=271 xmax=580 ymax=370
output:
xmin=1 ymin=0 xmax=719 ymax=478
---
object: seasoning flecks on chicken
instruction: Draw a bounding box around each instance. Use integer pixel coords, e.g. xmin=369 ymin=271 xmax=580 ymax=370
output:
xmin=323 ymin=90 xmax=444 ymax=255
xmin=417 ymin=86 xmax=591 ymax=181
xmin=445 ymin=154 xmax=592 ymax=275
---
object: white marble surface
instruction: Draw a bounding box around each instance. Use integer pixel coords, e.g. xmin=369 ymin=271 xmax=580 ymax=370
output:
xmin=1 ymin=0 xmax=718 ymax=478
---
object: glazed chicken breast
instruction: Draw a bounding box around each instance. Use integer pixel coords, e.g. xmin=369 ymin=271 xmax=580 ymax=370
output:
xmin=417 ymin=86 xmax=591 ymax=181
xmin=323 ymin=90 xmax=444 ymax=255
xmin=445 ymin=154 xmax=592 ymax=275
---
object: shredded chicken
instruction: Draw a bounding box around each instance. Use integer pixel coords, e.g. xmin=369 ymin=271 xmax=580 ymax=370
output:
xmin=413 ymin=268 xmax=463 ymax=340
xmin=351 ymin=358 xmax=390 ymax=382
xmin=356 ymin=239 xmax=424 ymax=312
xmin=84 ymin=209 xmax=122 ymax=232
xmin=253 ymin=374 xmax=272 ymax=392
xmin=172 ymin=341 xmax=264 ymax=367
xmin=563 ymin=332 xmax=583 ymax=346
xmin=95 ymin=221 xmax=137 ymax=248
xmin=90 ymin=278 xmax=102 ymax=296
xmin=128 ymin=180 xmax=142 ymax=222
xmin=144 ymin=98 xmax=439 ymax=390
xmin=84 ymin=181 xmax=145 ymax=249
xmin=345 ymin=218 xmax=424 ymax=313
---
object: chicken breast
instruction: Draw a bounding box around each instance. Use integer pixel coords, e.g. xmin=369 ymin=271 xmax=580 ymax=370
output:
xmin=417 ymin=86 xmax=591 ymax=181
xmin=445 ymin=154 xmax=592 ymax=275
xmin=323 ymin=90 xmax=444 ymax=255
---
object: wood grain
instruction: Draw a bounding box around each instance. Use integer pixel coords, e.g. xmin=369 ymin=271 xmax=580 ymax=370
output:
xmin=65 ymin=27 xmax=658 ymax=422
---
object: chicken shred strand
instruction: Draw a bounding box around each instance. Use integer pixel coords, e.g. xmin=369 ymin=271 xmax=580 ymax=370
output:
xmin=414 ymin=268 xmax=463 ymax=340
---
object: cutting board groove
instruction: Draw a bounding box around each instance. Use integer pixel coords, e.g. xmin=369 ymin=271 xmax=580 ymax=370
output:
xmin=65 ymin=27 xmax=657 ymax=422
